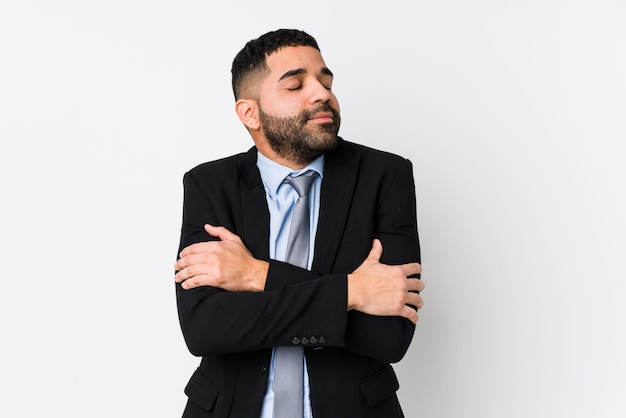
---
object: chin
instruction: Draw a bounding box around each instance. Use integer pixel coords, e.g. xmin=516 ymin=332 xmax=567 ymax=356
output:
xmin=308 ymin=133 xmax=338 ymax=151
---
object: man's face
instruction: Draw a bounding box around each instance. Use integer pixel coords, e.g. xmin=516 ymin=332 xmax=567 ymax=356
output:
xmin=257 ymin=46 xmax=341 ymax=166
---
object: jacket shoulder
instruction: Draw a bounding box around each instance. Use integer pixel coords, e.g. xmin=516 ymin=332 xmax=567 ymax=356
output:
xmin=186 ymin=151 xmax=250 ymax=177
xmin=336 ymin=139 xmax=411 ymax=170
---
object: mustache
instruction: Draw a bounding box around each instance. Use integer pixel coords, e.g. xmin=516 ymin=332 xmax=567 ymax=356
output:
xmin=302 ymin=103 xmax=340 ymax=122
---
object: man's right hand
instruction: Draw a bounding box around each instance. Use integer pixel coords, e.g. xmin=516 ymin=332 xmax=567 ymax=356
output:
xmin=174 ymin=224 xmax=269 ymax=292
xmin=347 ymin=239 xmax=424 ymax=324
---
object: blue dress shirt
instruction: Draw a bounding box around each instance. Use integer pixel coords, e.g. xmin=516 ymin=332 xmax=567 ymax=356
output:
xmin=256 ymin=151 xmax=324 ymax=418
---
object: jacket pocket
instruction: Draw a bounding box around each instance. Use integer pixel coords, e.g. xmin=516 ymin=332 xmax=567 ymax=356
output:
xmin=360 ymin=365 xmax=400 ymax=406
xmin=184 ymin=368 xmax=220 ymax=412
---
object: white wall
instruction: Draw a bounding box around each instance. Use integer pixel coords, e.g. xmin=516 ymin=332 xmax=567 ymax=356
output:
xmin=1 ymin=1 xmax=624 ymax=417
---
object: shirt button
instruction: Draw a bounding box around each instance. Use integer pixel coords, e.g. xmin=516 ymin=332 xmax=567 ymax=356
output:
xmin=309 ymin=336 xmax=318 ymax=344
xmin=318 ymin=336 xmax=327 ymax=344
xmin=292 ymin=337 xmax=301 ymax=345
xmin=301 ymin=337 xmax=309 ymax=345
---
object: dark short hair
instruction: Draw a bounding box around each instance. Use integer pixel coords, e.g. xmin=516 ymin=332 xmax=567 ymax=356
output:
xmin=231 ymin=29 xmax=320 ymax=100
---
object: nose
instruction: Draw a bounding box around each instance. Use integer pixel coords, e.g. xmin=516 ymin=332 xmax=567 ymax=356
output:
xmin=308 ymin=79 xmax=333 ymax=104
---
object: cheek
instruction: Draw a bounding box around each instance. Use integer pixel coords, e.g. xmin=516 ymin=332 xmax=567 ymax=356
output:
xmin=330 ymin=95 xmax=340 ymax=112
xmin=262 ymin=96 xmax=303 ymax=118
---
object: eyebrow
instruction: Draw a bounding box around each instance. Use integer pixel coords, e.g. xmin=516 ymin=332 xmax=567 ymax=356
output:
xmin=278 ymin=67 xmax=334 ymax=82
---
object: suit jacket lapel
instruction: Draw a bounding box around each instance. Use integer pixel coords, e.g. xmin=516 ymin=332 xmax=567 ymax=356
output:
xmin=313 ymin=139 xmax=360 ymax=274
xmin=238 ymin=147 xmax=271 ymax=260
xmin=236 ymin=141 xmax=360 ymax=269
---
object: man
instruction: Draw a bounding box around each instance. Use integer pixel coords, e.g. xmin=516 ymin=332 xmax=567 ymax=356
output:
xmin=174 ymin=29 xmax=424 ymax=418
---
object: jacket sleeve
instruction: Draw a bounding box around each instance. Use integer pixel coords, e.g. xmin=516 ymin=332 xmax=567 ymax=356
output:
xmin=176 ymin=170 xmax=350 ymax=356
xmin=342 ymin=158 xmax=420 ymax=364
xmin=176 ymin=156 xmax=421 ymax=364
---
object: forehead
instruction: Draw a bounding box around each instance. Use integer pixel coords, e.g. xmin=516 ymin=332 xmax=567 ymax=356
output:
xmin=265 ymin=46 xmax=329 ymax=80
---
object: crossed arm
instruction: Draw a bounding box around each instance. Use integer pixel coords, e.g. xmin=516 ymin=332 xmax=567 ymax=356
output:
xmin=175 ymin=156 xmax=423 ymax=362
xmin=175 ymin=223 xmax=424 ymax=323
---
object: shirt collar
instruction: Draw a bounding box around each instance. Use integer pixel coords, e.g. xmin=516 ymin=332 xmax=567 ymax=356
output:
xmin=256 ymin=151 xmax=325 ymax=198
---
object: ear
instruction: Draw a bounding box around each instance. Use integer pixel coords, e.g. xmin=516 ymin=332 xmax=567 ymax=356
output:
xmin=235 ymin=99 xmax=260 ymax=131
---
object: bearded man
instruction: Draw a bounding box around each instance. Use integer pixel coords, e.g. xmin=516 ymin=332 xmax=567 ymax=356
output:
xmin=174 ymin=29 xmax=424 ymax=418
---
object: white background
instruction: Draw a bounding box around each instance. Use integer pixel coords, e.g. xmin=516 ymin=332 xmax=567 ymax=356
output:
xmin=1 ymin=1 xmax=625 ymax=417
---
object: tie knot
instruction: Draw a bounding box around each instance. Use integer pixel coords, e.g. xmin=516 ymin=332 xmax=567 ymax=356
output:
xmin=284 ymin=171 xmax=317 ymax=197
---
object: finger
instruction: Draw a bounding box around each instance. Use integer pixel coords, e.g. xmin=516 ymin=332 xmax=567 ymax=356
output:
xmin=406 ymin=278 xmax=425 ymax=292
xmin=205 ymin=224 xmax=242 ymax=243
xmin=179 ymin=241 xmax=212 ymax=258
xmin=174 ymin=256 xmax=192 ymax=272
xmin=174 ymin=263 xmax=209 ymax=283
xmin=175 ymin=251 xmax=210 ymax=272
xmin=180 ymin=274 xmax=210 ymax=290
xmin=400 ymin=305 xmax=419 ymax=324
xmin=401 ymin=262 xmax=422 ymax=277
xmin=174 ymin=269 xmax=187 ymax=283
xmin=366 ymin=239 xmax=383 ymax=262
xmin=174 ymin=265 xmax=194 ymax=283
xmin=405 ymin=292 xmax=423 ymax=309
xmin=174 ymin=254 xmax=191 ymax=271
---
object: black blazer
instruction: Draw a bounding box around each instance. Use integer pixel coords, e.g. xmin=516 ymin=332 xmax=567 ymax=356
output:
xmin=176 ymin=138 xmax=420 ymax=418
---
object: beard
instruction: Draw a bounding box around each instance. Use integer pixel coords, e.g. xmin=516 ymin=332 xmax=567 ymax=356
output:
xmin=259 ymin=103 xmax=341 ymax=166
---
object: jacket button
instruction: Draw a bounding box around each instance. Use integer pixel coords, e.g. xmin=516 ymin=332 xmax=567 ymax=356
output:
xmin=292 ymin=337 xmax=301 ymax=345
xmin=318 ymin=336 xmax=327 ymax=344
xmin=301 ymin=337 xmax=309 ymax=345
xmin=309 ymin=336 xmax=318 ymax=344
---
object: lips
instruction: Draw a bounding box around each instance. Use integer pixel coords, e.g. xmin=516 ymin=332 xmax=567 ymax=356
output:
xmin=308 ymin=112 xmax=335 ymax=122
